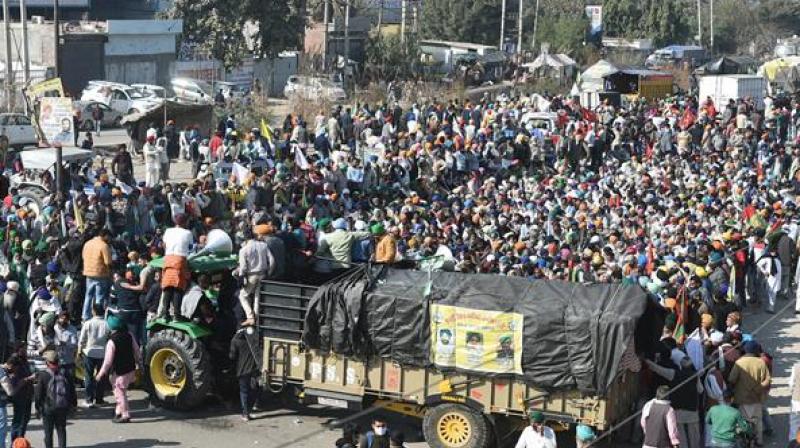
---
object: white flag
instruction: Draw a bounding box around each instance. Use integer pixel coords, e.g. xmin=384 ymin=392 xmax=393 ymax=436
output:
xmin=294 ymin=144 xmax=310 ymax=170
xmin=231 ymin=162 xmax=250 ymax=184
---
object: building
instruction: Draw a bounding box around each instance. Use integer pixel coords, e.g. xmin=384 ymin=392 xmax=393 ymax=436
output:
xmin=0 ymin=18 xmax=181 ymax=96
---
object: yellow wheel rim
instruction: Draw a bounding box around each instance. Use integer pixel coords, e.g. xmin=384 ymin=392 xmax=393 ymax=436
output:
xmin=149 ymin=348 xmax=187 ymax=397
xmin=437 ymin=412 xmax=472 ymax=447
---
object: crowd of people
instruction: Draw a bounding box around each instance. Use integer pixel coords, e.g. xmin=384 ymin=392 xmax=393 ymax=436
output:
xmin=0 ymin=87 xmax=799 ymax=447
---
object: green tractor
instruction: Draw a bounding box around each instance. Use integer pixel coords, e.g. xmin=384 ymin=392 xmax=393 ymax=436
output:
xmin=143 ymin=236 xmax=239 ymax=411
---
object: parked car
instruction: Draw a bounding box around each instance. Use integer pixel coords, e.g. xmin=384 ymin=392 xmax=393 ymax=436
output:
xmin=80 ymin=81 xmax=162 ymax=115
xmin=131 ymin=83 xmax=167 ymax=99
xmin=171 ymin=78 xmax=214 ymax=104
xmin=214 ymin=81 xmax=248 ymax=101
xmin=283 ymin=75 xmax=346 ymax=102
xmin=73 ymin=101 xmax=124 ymax=130
xmin=0 ymin=113 xmax=38 ymax=150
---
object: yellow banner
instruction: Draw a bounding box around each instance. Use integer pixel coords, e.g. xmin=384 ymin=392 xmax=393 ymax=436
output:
xmin=26 ymin=77 xmax=65 ymax=101
xmin=430 ymin=304 xmax=523 ymax=375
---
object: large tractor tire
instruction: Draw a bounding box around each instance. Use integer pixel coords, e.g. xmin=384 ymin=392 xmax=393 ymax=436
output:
xmin=423 ymin=403 xmax=492 ymax=448
xmin=145 ymin=328 xmax=212 ymax=410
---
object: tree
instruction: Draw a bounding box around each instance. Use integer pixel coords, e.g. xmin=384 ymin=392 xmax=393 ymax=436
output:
xmin=163 ymin=0 xmax=306 ymax=69
xmin=419 ymin=0 xmax=502 ymax=46
xmin=364 ymin=33 xmax=420 ymax=81
xmin=602 ymin=0 xmax=691 ymax=47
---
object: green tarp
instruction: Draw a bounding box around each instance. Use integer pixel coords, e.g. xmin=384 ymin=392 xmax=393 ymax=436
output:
xmin=148 ymin=255 xmax=238 ymax=272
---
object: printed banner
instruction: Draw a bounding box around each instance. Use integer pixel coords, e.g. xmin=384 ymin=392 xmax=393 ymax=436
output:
xmin=39 ymin=97 xmax=74 ymax=146
xmin=585 ymin=5 xmax=603 ymax=35
xmin=430 ymin=304 xmax=523 ymax=375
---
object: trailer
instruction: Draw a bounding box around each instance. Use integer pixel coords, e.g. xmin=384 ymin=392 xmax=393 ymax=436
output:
xmin=258 ymin=272 xmax=646 ymax=448
xmin=698 ymin=74 xmax=767 ymax=110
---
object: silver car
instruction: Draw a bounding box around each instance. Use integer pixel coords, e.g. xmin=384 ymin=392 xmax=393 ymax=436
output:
xmin=74 ymin=101 xmax=124 ymax=130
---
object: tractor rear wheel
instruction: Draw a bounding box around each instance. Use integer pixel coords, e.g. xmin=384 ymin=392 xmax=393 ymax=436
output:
xmin=145 ymin=328 xmax=212 ymax=410
xmin=423 ymin=403 xmax=492 ymax=448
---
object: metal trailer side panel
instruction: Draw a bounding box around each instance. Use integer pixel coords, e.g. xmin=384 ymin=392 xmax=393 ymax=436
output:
xmin=264 ymin=337 xmax=632 ymax=430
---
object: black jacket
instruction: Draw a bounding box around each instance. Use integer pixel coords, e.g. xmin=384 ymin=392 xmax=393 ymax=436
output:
xmin=229 ymin=328 xmax=262 ymax=377
xmin=34 ymin=367 xmax=76 ymax=415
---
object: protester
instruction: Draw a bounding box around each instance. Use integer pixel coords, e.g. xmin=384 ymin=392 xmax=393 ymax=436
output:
xmin=514 ymin=410 xmax=557 ymax=448
xmin=33 ymin=351 xmax=75 ymax=448
xmin=95 ymin=315 xmax=140 ymax=423
xmin=706 ymin=389 xmax=751 ymax=447
xmin=728 ymin=340 xmax=771 ymax=446
xmin=81 ymin=229 xmax=112 ymax=322
xmin=641 ymin=386 xmax=681 ymax=448
xmin=229 ymin=323 xmax=262 ymax=421
xmin=78 ymin=303 xmax=109 ymax=408
xmin=359 ymin=417 xmax=391 ymax=448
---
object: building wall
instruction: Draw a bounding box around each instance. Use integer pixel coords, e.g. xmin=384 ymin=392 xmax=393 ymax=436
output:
xmin=105 ymin=53 xmax=174 ymax=87
xmin=60 ymin=34 xmax=106 ymax=96
xmin=253 ymin=53 xmax=299 ymax=97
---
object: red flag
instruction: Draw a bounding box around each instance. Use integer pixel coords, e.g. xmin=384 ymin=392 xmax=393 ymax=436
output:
xmin=581 ymin=108 xmax=598 ymax=123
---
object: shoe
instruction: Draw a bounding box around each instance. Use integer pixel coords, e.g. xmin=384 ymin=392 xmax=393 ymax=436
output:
xmin=96 ymin=398 xmax=108 ymax=406
xmin=241 ymin=414 xmax=252 ymax=422
xmin=113 ymin=416 xmax=130 ymax=423
xmin=82 ymin=400 xmax=95 ymax=409
xmin=766 ymin=307 xmax=776 ymax=314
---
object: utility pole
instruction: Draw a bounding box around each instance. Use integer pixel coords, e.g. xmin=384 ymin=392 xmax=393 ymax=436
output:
xmin=531 ymin=0 xmax=539 ymax=52
xmin=412 ymin=0 xmax=418 ymax=34
xmin=377 ymin=0 xmax=383 ymax=31
xmin=517 ymin=0 xmax=523 ymax=60
xmin=3 ymin=0 xmax=13 ymax=111
xmin=54 ymin=0 xmax=60 ymax=77
xmin=20 ymin=0 xmax=29 ymax=85
xmin=709 ymin=0 xmax=714 ymax=53
xmin=696 ymin=0 xmax=702 ymax=45
xmin=499 ymin=0 xmax=506 ymax=51
xmin=322 ymin=0 xmax=329 ymax=71
xmin=400 ymin=0 xmax=406 ymax=44
xmin=344 ymin=0 xmax=350 ymax=88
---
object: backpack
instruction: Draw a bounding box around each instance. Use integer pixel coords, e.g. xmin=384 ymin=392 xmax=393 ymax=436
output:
xmin=45 ymin=369 xmax=71 ymax=412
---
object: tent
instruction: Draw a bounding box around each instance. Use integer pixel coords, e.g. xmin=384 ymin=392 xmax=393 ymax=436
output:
xmin=522 ymin=53 xmax=577 ymax=82
xmin=696 ymin=56 xmax=758 ymax=75
xmin=578 ymin=60 xmax=619 ymax=92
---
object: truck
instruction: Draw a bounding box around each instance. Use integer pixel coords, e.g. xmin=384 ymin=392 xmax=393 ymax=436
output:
xmin=698 ymin=74 xmax=767 ymax=110
xmin=258 ymin=269 xmax=649 ymax=448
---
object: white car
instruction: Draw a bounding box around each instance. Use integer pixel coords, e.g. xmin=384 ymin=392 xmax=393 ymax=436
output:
xmin=73 ymin=101 xmax=124 ymax=130
xmin=131 ymin=83 xmax=167 ymax=99
xmin=0 ymin=113 xmax=38 ymax=150
xmin=283 ymin=75 xmax=346 ymax=102
xmin=81 ymin=81 xmax=162 ymax=115
xmin=171 ymin=78 xmax=214 ymax=104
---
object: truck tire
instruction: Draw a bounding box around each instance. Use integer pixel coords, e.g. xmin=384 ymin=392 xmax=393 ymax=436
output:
xmin=423 ymin=403 xmax=492 ymax=448
xmin=145 ymin=328 xmax=212 ymax=411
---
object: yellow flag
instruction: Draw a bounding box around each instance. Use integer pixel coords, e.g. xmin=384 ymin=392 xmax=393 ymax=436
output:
xmin=260 ymin=118 xmax=273 ymax=144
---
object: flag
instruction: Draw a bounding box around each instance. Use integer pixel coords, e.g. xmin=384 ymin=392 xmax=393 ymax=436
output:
xmin=673 ymin=287 xmax=687 ymax=343
xmin=294 ymin=144 xmax=310 ymax=170
xmin=231 ymin=162 xmax=250 ymax=184
xmin=260 ymin=118 xmax=274 ymax=144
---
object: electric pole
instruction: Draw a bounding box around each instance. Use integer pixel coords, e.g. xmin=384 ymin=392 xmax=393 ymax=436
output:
xmin=344 ymin=0 xmax=350 ymax=89
xmin=54 ymin=0 xmax=60 ymax=77
xmin=412 ymin=0 xmax=418 ymax=34
xmin=499 ymin=0 xmax=506 ymax=51
xmin=709 ymin=0 xmax=714 ymax=52
xmin=322 ymin=0 xmax=329 ymax=70
xmin=377 ymin=0 xmax=383 ymax=31
xmin=531 ymin=0 xmax=539 ymax=52
xmin=400 ymin=0 xmax=406 ymax=44
xmin=3 ymin=0 xmax=13 ymax=111
xmin=696 ymin=0 xmax=702 ymax=45
xmin=20 ymin=0 xmax=29 ymax=85
xmin=517 ymin=0 xmax=523 ymax=60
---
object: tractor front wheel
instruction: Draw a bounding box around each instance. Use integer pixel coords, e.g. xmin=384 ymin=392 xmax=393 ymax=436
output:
xmin=145 ymin=328 xmax=212 ymax=410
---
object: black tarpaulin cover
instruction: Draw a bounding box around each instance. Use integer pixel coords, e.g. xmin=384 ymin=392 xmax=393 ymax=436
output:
xmin=302 ymin=267 xmax=649 ymax=394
